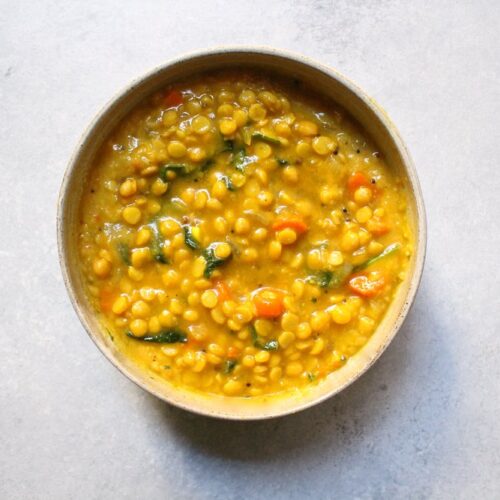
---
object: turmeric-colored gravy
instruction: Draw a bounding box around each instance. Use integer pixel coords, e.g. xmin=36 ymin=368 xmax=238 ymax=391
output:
xmin=78 ymin=71 xmax=412 ymax=397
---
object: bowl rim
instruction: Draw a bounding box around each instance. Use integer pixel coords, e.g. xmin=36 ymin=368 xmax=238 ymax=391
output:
xmin=57 ymin=45 xmax=427 ymax=420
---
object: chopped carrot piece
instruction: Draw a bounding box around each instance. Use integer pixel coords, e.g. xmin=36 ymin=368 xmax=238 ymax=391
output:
xmin=215 ymin=280 xmax=231 ymax=302
xmin=99 ymin=287 xmax=115 ymax=312
xmin=348 ymin=274 xmax=385 ymax=298
xmin=164 ymin=89 xmax=183 ymax=108
xmin=271 ymin=217 xmax=308 ymax=235
xmin=252 ymin=287 xmax=286 ymax=318
xmin=227 ymin=346 xmax=240 ymax=359
xmin=347 ymin=171 xmax=370 ymax=192
xmin=367 ymin=217 xmax=390 ymax=235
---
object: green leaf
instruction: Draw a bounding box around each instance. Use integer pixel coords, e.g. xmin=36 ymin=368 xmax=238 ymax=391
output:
xmin=307 ymin=372 xmax=316 ymax=382
xmin=223 ymin=359 xmax=237 ymax=374
xmin=252 ymin=132 xmax=281 ymax=145
xmin=242 ymin=126 xmax=252 ymax=145
xmin=249 ymin=324 xmax=279 ymax=351
xmin=201 ymin=158 xmax=215 ymax=171
xmin=183 ymin=225 xmax=200 ymax=250
xmin=232 ymin=148 xmax=248 ymax=172
xmin=312 ymin=270 xmax=334 ymax=289
xmin=149 ymin=220 xmax=169 ymax=264
xmin=220 ymin=175 xmax=236 ymax=191
xmin=159 ymin=162 xmax=203 ymax=180
xmin=276 ymin=157 xmax=289 ymax=166
xmin=126 ymin=328 xmax=187 ymax=343
xmin=159 ymin=163 xmax=189 ymax=181
xmin=160 ymin=157 xmax=217 ymax=181
xmin=353 ymin=243 xmax=401 ymax=272
xmin=307 ymin=264 xmax=353 ymax=289
xmin=152 ymin=240 xmax=168 ymax=263
xmin=220 ymin=139 xmax=235 ymax=153
xmin=202 ymin=245 xmax=229 ymax=278
xmin=162 ymin=198 xmax=186 ymax=215
xmin=231 ymin=146 xmax=257 ymax=173
xmin=116 ymin=242 xmax=131 ymax=265
xmin=262 ymin=339 xmax=279 ymax=351
xmin=105 ymin=328 xmax=114 ymax=342
xmin=250 ymin=323 xmax=259 ymax=345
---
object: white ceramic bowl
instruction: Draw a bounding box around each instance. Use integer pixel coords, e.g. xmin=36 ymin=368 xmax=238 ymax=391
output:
xmin=58 ymin=47 xmax=426 ymax=420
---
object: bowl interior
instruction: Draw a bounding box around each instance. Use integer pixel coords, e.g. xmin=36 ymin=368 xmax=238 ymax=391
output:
xmin=58 ymin=49 xmax=425 ymax=420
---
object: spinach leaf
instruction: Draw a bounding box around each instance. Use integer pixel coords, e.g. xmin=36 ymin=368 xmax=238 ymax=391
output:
xmin=149 ymin=220 xmax=169 ymax=264
xmin=232 ymin=148 xmax=248 ymax=172
xmin=183 ymin=225 xmax=200 ymax=250
xmin=262 ymin=339 xmax=279 ymax=351
xmin=159 ymin=163 xmax=189 ymax=180
xmin=307 ymin=264 xmax=353 ymax=289
xmin=116 ymin=242 xmax=131 ymax=265
xmin=126 ymin=328 xmax=187 ymax=343
xmin=276 ymin=157 xmax=289 ymax=166
xmin=220 ymin=175 xmax=236 ymax=191
xmin=312 ymin=270 xmax=334 ymax=289
xmin=231 ymin=146 xmax=257 ymax=172
xmin=352 ymin=243 xmax=401 ymax=272
xmin=201 ymin=158 xmax=215 ymax=171
xmin=158 ymin=138 xmax=238 ymax=182
xmin=223 ymin=359 xmax=237 ymax=374
xmin=250 ymin=324 xmax=259 ymax=345
xmin=161 ymin=156 xmax=218 ymax=181
xmin=220 ymin=139 xmax=235 ymax=153
xmin=202 ymin=245 xmax=229 ymax=278
xmin=252 ymin=132 xmax=281 ymax=146
xmin=162 ymin=198 xmax=186 ymax=215
xmin=249 ymin=324 xmax=279 ymax=351
xmin=242 ymin=126 xmax=252 ymax=145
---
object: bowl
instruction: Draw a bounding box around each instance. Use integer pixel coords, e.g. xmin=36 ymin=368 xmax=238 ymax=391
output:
xmin=57 ymin=47 xmax=426 ymax=420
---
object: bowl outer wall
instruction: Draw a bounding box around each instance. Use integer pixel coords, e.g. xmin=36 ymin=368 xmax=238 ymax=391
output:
xmin=57 ymin=47 xmax=427 ymax=420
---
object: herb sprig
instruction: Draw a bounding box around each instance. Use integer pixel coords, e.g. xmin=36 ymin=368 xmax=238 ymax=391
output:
xmin=126 ymin=328 xmax=187 ymax=343
xmin=249 ymin=324 xmax=279 ymax=351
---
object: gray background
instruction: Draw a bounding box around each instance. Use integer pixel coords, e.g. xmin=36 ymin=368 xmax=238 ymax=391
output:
xmin=1 ymin=1 xmax=499 ymax=498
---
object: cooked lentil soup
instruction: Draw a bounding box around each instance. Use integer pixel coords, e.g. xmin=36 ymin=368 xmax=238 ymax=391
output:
xmin=79 ymin=71 xmax=412 ymax=397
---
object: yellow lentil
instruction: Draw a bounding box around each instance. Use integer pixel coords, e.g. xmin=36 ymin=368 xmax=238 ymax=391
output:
xmin=219 ymin=118 xmax=237 ymax=135
xmin=277 ymin=228 xmax=297 ymax=245
xmin=112 ymin=296 xmax=129 ymax=315
xmin=93 ymin=258 xmax=111 ymax=278
xmin=192 ymin=115 xmax=211 ymax=134
xmin=167 ymin=141 xmax=187 ymax=158
xmin=278 ymin=331 xmax=295 ymax=349
xmin=214 ymin=242 xmax=232 ymax=259
xmin=328 ymin=304 xmax=352 ymax=325
xmin=119 ymin=178 xmax=137 ymax=197
xmin=129 ymin=319 xmax=148 ymax=336
xmin=286 ymin=361 xmax=303 ymax=377
xmin=296 ymin=120 xmax=318 ymax=136
xmin=201 ymin=289 xmax=218 ymax=308
xmin=255 ymin=351 xmax=271 ymax=363
xmin=268 ymin=240 xmax=282 ymax=260
xmin=122 ymin=206 xmax=142 ymax=225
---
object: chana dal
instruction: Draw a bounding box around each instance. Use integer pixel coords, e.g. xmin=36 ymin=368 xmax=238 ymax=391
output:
xmin=78 ymin=71 xmax=412 ymax=398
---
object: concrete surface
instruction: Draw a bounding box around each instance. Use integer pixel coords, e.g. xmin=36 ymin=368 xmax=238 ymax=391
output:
xmin=1 ymin=0 xmax=499 ymax=498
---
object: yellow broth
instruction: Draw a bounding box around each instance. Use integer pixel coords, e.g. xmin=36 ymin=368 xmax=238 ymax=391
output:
xmin=78 ymin=71 xmax=412 ymax=397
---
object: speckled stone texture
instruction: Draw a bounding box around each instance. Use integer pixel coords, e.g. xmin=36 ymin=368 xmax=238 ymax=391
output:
xmin=1 ymin=0 xmax=499 ymax=498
